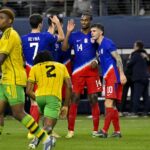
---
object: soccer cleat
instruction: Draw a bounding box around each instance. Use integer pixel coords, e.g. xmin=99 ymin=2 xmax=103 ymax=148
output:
xmin=28 ymin=137 xmax=39 ymax=149
xmin=98 ymin=130 xmax=108 ymax=138
xmin=43 ymin=136 xmax=56 ymax=150
xmin=92 ymin=131 xmax=101 ymax=137
xmin=110 ymin=132 xmax=122 ymax=138
xmin=51 ymin=131 xmax=61 ymax=138
xmin=65 ymin=131 xmax=74 ymax=139
xmin=27 ymin=132 xmax=35 ymax=140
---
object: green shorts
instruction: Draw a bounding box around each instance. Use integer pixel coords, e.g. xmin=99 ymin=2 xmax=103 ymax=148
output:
xmin=0 ymin=84 xmax=25 ymax=106
xmin=36 ymin=96 xmax=61 ymax=119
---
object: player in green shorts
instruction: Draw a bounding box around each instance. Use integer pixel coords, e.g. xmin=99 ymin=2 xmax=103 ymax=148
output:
xmin=26 ymin=50 xmax=72 ymax=147
xmin=0 ymin=8 xmax=56 ymax=150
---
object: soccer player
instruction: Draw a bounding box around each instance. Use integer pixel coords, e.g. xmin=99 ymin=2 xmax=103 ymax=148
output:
xmin=22 ymin=13 xmax=64 ymax=139
xmin=0 ymin=8 xmax=54 ymax=150
xmin=26 ymin=50 xmax=72 ymax=147
xmin=47 ymin=15 xmax=72 ymax=138
xmin=90 ymin=23 xmax=127 ymax=138
xmin=47 ymin=14 xmax=72 ymax=88
xmin=62 ymin=11 xmax=102 ymax=138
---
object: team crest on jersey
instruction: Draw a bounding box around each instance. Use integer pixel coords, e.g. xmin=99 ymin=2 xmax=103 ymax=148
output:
xmin=55 ymin=43 xmax=59 ymax=49
xmin=101 ymin=48 xmax=104 ymax=54
xmin=84 ymin=38 xmax=88 ymax=43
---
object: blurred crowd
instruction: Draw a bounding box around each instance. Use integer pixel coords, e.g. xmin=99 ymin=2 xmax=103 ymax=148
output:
xmin=120 ymin=41 xmax=150 ymax=117
xmin=0 ymin=0 xmax=150 ymax=17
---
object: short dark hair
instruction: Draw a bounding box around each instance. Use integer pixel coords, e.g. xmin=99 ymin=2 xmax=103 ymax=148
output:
xmin=0 ymin=8 xmax=15 ymax=23
xmin=33 ymin=50 xmax=53 ymax=65
xmin=45 ymin=7 xmax=63 ymax=26
xmin=29 ymin=13 xmax=43 ymax=28
xmin=135 ymin=41 xmax=144 ymax=50
xmin=47 ymin=15 xmax=63 ymax=26
xmin=91 ymin=23 xmax=104 ymax=35
xmin=81 ymin=11 xmax=93 ymax=20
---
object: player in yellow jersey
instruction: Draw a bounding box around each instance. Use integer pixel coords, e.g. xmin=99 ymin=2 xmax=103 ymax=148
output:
xmin=26 ymin=50 xmax=72 ymax=147
xmin=0 ymin=8 xmax=56 ymax=150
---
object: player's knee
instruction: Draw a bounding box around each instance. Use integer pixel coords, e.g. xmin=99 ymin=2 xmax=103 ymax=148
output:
xmin=12 ymin=112 xmax=20 ymax=121
xmin=72 ymin=93 xmax=80 ymax=104
xmin=89 ymin=94 xmax=98 ymax=105
xmin=12 ymin=111 xmax=25 ymax=121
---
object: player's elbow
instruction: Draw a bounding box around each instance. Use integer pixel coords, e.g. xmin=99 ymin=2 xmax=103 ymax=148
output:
xmin=62 ymin=44 xmax=68 ymax=51
xmin=57 ymin=35 xmax=64 ymax=42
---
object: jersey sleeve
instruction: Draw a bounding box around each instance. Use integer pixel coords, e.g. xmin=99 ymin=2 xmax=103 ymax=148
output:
xmin=107 ymin=40 xmax=117 ymax=53
xmin=46 ymin=32 xmax=58 ymax=44
xmin=64 ymin=65 xmax=70 ymax=79
xmin=28 ymin=67 xmax=36 ymax=83
xmin=0 ymin=31 xmax=14 ymax=54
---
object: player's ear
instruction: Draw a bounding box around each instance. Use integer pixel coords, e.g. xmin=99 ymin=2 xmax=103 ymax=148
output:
xmin=39 ymin=23 xmax=43 ymax=29
xmin=8 ymin=18 xmax=13 ymax=24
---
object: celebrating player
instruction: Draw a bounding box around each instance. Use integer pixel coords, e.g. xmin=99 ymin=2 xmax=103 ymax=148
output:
xmin=22 ymin=13 xmax=64 ymax=139
xmin=0 ymin=8 xmax=54 ymax=150
xmin=26 ymin=50 xmax=72 ymax=148
xmin=62 ymin=11 xmax=102 ymax=138
xmin=91 ymin=23 xmax=127 ymax=138
xmin=47 ymin=14 xmax=72 ymax=93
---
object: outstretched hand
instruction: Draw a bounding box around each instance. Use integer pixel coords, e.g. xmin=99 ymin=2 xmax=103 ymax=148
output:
xmin=67 ymin=19 xmax=75 ymax=32
xmin=60 ymin=106 xmax=68 ymax=119
xmin=50 ymin=15 xmax=60 ymax=24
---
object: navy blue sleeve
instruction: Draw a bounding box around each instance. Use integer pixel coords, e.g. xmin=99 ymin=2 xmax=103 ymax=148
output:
xmin=107 ymin=40 xmax=117 ymax=53
xmin=45 ymin=32 xmax=58 ymax=44
xmin=127 ymin=53 xmax=138 ymax=67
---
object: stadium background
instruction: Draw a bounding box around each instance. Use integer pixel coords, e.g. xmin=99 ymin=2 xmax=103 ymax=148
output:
xmin=0 ymin=0 xmax=150 ymax=115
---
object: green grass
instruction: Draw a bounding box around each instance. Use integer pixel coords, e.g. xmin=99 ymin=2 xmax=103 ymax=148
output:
xmin=0 ymin=116 xmax=150 ymax=150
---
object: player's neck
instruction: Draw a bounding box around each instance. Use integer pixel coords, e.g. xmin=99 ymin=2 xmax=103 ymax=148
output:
xmin=81 ymin=28 xmax=90 ymax=34
xmin=1 ymin=26 xmax=11 ymax=32
xmin=97 ymin=36 xmax=104 ymax=44
xmin=31 ymin=28 xmax=41 ymax=33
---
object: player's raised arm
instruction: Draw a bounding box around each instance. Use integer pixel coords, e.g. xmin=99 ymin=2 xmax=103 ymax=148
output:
xmin=47 ymin=22 xmax=55 ymax=34
xmin=50 ymin=15 xmax=64 ymax=42
xmin=62 ymin=19 xmax=75 ymax=51
xmin=111 ymin=51 xmax=127 ymax=85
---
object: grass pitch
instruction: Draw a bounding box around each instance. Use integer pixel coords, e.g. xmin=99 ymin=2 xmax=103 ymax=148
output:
xmin=0 ymin=116 xmax=150 ymax=150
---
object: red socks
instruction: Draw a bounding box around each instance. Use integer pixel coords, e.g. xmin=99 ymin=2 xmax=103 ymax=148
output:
xmin=91 ymin=103 xmax=100 ymax=131
xmin=30 ymin=105 xmax=40 ymax=123
xmin=103 ymin=107 xmax=114 ymax=133
xmin=112 ymin=109 xmax=120 ymax=132
xmin=68 ymin=103 xmax=78 ymax=131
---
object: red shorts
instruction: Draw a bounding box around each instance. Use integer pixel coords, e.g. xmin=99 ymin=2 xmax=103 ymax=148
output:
xmin=104 ymin=67 xmax=123 ymax=101
xmin=105 ymin=82 xmax=123 ymax=102
xmin=72 ymin=75 xmax=102 ymax=94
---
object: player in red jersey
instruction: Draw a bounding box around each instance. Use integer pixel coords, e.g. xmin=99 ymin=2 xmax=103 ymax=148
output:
xmin=91 ymin=23 xmax=127 ymax=138
xmin=62 ymin=11 xmax=102 ymax=138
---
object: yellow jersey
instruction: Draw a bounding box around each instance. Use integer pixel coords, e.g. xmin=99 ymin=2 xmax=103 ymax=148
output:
xmin=28 ymin=61 xmax=70 ymax=100
xmin=0 ymin=27 xmax=27 ymax=86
